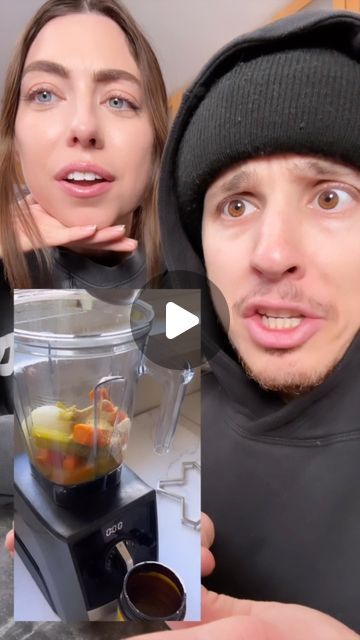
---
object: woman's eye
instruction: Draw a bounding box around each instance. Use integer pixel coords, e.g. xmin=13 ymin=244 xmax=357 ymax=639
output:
xmin=107 ymin=96 xmax=137 ymax=111
xmin=315 ymin=188 xmax=354 ymax=211
xmin=221 ymin=198 xmax=256 ymax=218
xmin=32 ymin=89 xmax=56 ymax=104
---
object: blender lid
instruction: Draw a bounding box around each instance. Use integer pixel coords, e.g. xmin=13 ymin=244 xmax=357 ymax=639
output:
xmin=14 ymin=289 xmax=154 ymax=348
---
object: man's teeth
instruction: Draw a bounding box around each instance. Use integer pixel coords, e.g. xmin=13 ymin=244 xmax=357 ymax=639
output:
xmin=66 ymin=171 xmax=103 ymax=181
xmin=260 ymin=315 xmax=302 ymax=330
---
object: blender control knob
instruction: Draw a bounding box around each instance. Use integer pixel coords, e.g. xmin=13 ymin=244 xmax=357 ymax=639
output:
xmin=105 ymin=539 xmax=136 ymax=574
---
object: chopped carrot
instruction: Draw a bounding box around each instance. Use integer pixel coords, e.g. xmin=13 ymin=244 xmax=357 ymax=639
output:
xmin=101 ymin=399 xmax=115 ymax=413
xmin=63 ymin=465 xmax=95 ymax=485
xmin=51 ymin=464 xmax=95 ymax=485
xmin=73 ymin=423 xmax=95 ymax=447
xmin=63 ymin=454 xmax=83 ymax=471
xmin=97 ymin=429 xmax=111 ymax=448
xmin=89 ymin=388 xmax=109 ymax=402
xmin=108 ymin=411 xmax=117 ymax=426
xmin=114 ymin=409 xmax=127 ymax=423
xmin=35 ymin=448 xmax=51 ymax=465
xmin=73 ymin=422 xmax=114 ymax=448
xmin=48 ymin=450 xmax=65 ymax=468
xmin=107 ymin=409 xmax=127 ymax=426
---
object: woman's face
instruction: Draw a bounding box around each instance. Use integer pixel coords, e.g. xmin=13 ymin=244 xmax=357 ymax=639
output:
xmin=15 ymin=13 xmax=154 ymax=230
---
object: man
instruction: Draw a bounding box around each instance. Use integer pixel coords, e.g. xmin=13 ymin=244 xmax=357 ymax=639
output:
xmin=157 ymin=8 xmax=360 ymax=638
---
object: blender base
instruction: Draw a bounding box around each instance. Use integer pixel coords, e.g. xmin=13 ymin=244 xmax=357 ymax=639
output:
xmin=15 ymin=453 xmax=158 ymax=622
xmin=30 ymin=462 xmax=123 ymax=509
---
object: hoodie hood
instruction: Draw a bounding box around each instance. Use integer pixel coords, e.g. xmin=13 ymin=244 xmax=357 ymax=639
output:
xmin=158 ymin=10 xmax=360 ymax=402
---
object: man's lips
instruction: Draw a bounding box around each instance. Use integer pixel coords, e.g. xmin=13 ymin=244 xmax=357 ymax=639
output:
xmin=239 ymin=300 xmax=326 ymax=349
xmin=241 ymin=300 xmax=324 ymax=320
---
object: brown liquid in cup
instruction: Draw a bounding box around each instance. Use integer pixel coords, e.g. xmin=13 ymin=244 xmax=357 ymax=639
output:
xmin=126 ymin=571 xmax=182 ymax=617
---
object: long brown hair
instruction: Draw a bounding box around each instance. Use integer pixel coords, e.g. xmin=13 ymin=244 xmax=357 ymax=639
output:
xmin=0 ymin=0 xmax=168 ymax=287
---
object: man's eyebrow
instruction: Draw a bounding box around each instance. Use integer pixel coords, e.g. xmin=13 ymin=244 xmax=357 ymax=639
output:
xmin=22 ymin=60 xmax=141 ymax=87
xmin=211 ymin=168 xmax=256 ymax=197
xmin=291 ymin=157 xmax=360 ymax=179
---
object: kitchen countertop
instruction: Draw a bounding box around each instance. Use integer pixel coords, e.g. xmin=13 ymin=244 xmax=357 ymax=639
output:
xmin=14 ymin=392 xmax=201 ymax=624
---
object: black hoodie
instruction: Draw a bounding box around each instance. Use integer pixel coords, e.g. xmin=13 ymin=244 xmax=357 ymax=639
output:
xmin=158 ymin=11 xmax=360 ymax=633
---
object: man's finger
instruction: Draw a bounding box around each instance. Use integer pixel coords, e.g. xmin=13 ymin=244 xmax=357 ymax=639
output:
xmin=200 ymin=591 xmax=359 ymax=640
xmin=201 ymin=512 xmax=215 ymax=549
xmin=5 ymin=528 xmax=14 ymax=556
xmin=201 ymin=546 xmax=215 ymax=577
xmin=135 ymin=616 xmax=279 ymax=640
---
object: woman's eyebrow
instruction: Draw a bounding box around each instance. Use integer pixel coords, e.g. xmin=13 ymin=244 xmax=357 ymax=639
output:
xmin=22 ymin=59 xmax=68 ymax=79
xmin=22 ymin=59 xmax=141 ymax=87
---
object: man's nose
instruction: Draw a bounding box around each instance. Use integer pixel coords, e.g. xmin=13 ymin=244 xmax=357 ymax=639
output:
xmin=250 ymin=207 xmax=305 ymax=281
xmin=66 ymin=101 xmax=104 ymax=150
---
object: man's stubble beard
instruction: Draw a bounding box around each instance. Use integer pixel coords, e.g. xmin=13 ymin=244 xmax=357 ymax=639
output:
xmin=231 ymin=339 xmax=337 ymax=396
xmin=207 ymin=277 xmax=356 ymax=396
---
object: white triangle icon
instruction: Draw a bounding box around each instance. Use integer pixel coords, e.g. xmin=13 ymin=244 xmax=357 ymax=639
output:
xmin=166 ymin=302 xmax=199 ymax=340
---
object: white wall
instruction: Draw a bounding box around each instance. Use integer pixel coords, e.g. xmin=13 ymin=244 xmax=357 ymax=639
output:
xmin=0 ymin=0 xmax=334 ymax=95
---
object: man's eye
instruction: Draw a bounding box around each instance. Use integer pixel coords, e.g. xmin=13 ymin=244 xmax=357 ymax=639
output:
xmin=315 ymin=188 xmax=354 ymax=211
xmin=221 ymin=198 xmax=256 ymax=218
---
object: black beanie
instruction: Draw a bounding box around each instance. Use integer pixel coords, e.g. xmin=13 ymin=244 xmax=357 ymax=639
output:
xmin=175 ymin=47 xmax=360 ymax=250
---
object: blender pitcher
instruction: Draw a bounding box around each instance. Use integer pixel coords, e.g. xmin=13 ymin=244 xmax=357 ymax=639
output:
xmin=14 ymin=290 xmax=194 ymax=502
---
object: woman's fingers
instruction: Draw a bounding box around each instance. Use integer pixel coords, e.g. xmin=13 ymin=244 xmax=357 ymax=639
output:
xmin=46 ymin=224 xmax=98 ymax=246
xmin=64 ymin=226 xmax=138 ymax=253
xmin=16 ymin=202 xmax=98 ymax=251
xmin=17 ymin=198 xmax=139 ymax=253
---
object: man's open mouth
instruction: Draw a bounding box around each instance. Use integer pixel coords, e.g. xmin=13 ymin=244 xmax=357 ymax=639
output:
xmin=259 ymin=313 xmax=303 ymax=330
xmin=240 ymin=302 xmax=325 ymax=349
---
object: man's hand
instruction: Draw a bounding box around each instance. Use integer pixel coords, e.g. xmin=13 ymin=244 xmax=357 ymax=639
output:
xmin=163 ymin=512 xmax=358 ymax=639
xmin=15 ymin=195 xmax=138 ymax=254
xmin=201 ymin=512 xmax=215 ymax=577
xmin=5 ymin=527 xmax=14 ymax=557
xmin=126 ymin=591 xmax=358 ymax=640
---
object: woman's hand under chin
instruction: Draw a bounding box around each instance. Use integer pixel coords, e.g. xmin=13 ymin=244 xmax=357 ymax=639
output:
xmin=16 ymin=195 xmax=138 ymax=254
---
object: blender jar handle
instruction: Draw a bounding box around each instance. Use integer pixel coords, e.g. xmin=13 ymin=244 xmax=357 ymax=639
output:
xmin=142 ymin=359 xmax=194 ymax=454
xmin=93 ymin=376 xmax=126 ymax=428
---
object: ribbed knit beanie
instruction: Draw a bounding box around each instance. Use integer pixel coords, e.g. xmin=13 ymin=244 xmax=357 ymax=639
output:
xmin=175 ymin=47 xmax=360 ymax=251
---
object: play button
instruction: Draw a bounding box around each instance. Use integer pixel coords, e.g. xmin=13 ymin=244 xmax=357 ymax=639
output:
xmin=130 ymin=289 xmax=201 ymax=370
xmin=166 ymin=302 xmax=199 ymax=340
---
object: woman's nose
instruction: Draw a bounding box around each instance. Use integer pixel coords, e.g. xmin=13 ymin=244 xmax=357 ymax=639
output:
xmin=66 ymin=103 xmax=104 ymax=150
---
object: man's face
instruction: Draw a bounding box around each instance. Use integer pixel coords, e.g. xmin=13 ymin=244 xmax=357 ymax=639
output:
xmin=202 ymin=154 xmax=360 ymax=394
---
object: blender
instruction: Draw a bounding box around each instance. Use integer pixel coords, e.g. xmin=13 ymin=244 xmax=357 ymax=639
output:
xmin=14 ymin=289 xmax=194 ymax=622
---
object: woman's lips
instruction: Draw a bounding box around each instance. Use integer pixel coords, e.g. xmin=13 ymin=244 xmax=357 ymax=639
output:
xmin=55 ymin=163 xmax=115 ymax=199
xmin=243 ymin=313 xmax=325 ymax=349
xmin=57 ymin=179 xmax=113 ymax=198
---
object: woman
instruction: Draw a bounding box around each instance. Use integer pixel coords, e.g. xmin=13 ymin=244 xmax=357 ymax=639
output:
xmin=0 ymin=0 xmax=168 ymax=289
